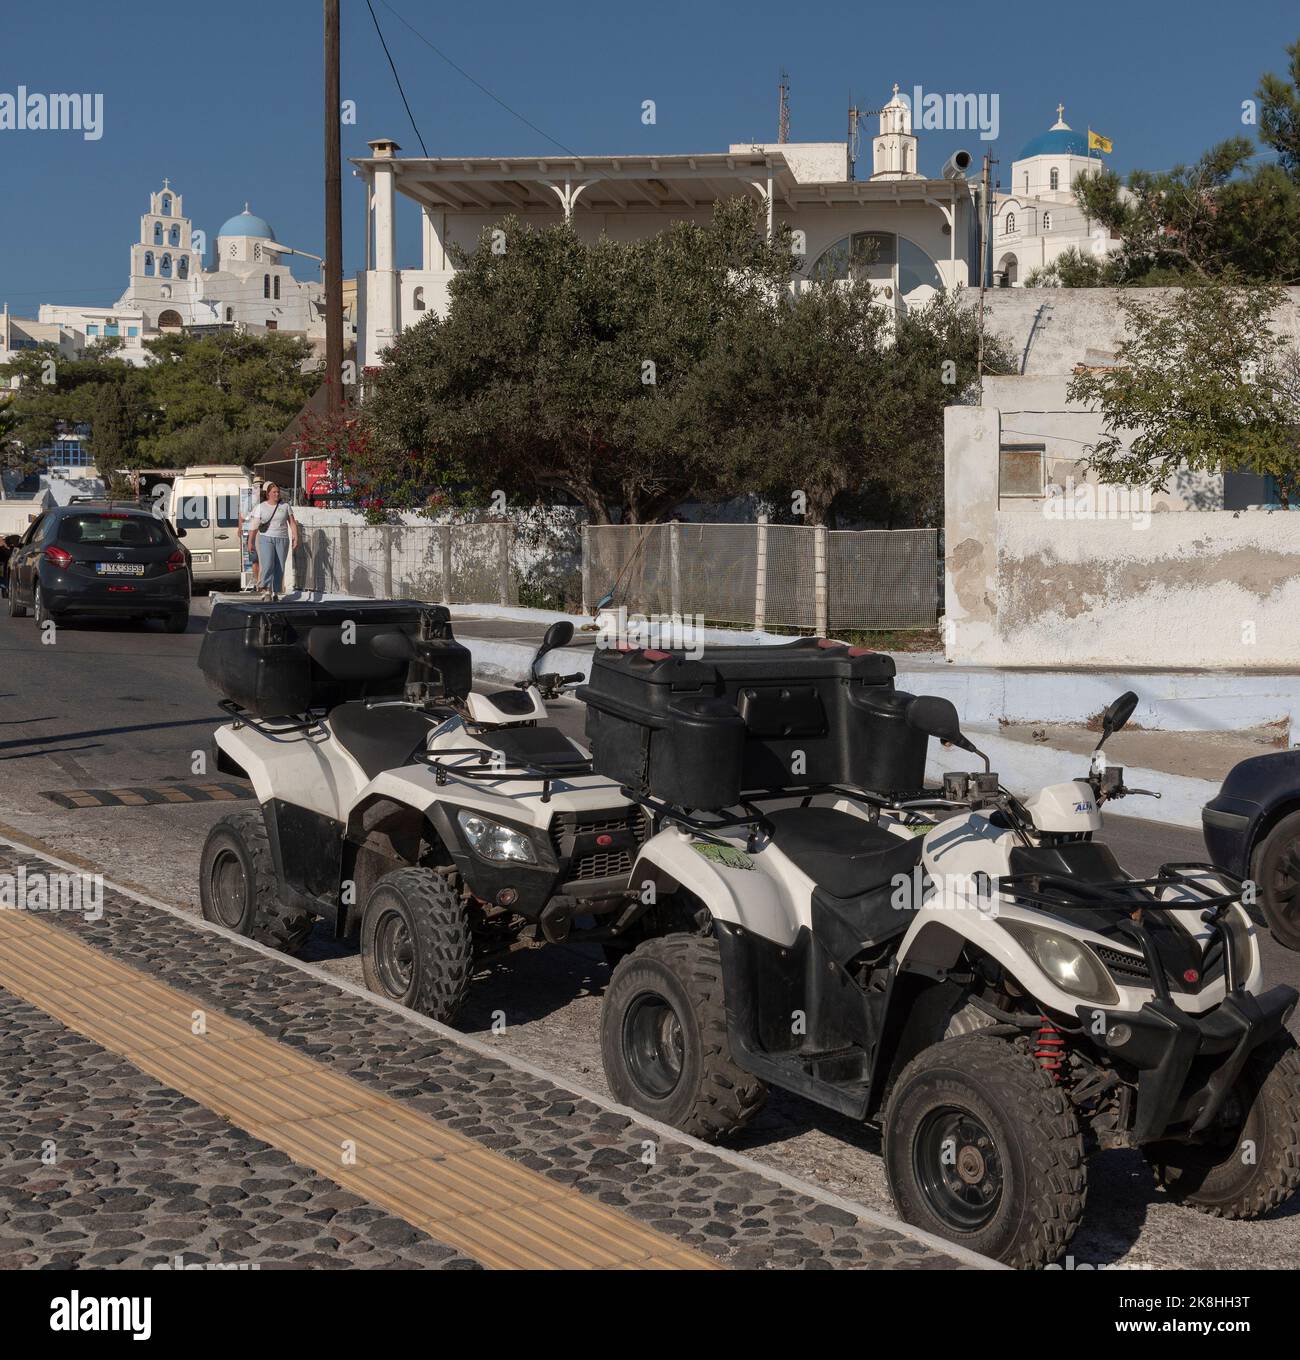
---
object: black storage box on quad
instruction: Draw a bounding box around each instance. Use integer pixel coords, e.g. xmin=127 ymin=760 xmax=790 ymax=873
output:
xmin=199 ymin=599 xmax=472 ymax=717
xmin=579 ymin=639 xmax=929 ymax=809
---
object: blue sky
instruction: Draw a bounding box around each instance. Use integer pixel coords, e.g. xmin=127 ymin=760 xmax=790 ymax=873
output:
xmin=1 ymin=0 xmax=1296 ymax=312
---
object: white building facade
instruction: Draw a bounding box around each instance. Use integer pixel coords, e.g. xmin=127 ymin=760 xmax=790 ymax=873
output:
xmin=353 ymin=86 xmax=987 ymax=367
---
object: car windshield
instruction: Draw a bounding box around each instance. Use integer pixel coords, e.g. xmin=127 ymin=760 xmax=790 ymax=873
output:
xmin=57 ymin=514 xmax=171 ymax=547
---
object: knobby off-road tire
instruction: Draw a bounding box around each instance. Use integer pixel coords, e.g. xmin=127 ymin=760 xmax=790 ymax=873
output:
xmin=1253 ymin=811 xmax=1300 ymax=952
xmin=884 ymin=1034 xmax=1086 ymax=1269
xmin=601 ymin=933 xmax=767 ymax=1141
xmin=360 ymin=867 xmax=472 ymax=1023
xmin=199 ymin=811 xmax=314 ymax=954
xmin=1145 ymin=1031 xmax=1300 ymax=1218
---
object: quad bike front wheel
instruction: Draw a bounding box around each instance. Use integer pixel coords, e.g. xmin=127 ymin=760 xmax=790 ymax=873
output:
xmin=199 ymin=811 xmax=314 ymax=954
xmin=360 ymin=867 xmax=472 ymax=1022
xmin=1145 ymin=1031 xmax=1300 ymax=1217
xmin=884 ymin=1035 xmax=1086 ymax=1269
xmin=1253 ymin=811 xmax=1300 ymax=952
xmin=601 ymin=933 xmax=767 ymax=1141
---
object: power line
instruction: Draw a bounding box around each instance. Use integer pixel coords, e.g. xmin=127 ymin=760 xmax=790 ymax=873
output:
xmin=375 ymin=0 xmax=580 ymax=157
xmin=365 ymin=0 xmax=428 ymax=158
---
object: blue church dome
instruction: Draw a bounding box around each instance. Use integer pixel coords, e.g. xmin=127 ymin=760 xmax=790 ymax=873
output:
xmin=1019 ymin=121 xmax=1091 ymax=160
xmin=218 ymin=205 xmax=276 ymax=240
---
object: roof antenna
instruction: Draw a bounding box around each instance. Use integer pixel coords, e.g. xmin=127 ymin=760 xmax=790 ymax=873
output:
xmin=778 ymin=69 xmax=790 ymax=143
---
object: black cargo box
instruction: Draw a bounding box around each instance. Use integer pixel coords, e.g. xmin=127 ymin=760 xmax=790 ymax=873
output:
xmin=199 ymin=599 xmax=472 ymax=718
xmin=579 ymin=639 xmax=928 ymax=809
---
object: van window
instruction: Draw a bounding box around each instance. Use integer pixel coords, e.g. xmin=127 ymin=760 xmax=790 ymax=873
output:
xmin=176 ymin=494 xmax=209 ymax=529
xmin=213 ymin=492 xmax=241 ymax=527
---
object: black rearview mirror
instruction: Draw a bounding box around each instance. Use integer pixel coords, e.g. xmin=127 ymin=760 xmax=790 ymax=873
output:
xmin=1098 ymin=690 xmax=1139 ymax=748
xmin=531 ymin=620 xmax=575 ymax=678
xmin=907 ymin=695 xmax=967 ymax=747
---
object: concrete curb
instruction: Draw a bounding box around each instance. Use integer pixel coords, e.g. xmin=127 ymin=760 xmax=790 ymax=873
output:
xmin=0 ymin=827 xmax=1005 ymax=1271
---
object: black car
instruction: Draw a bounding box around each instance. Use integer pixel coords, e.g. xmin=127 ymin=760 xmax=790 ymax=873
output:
xmin=5 ymin=502 xmax=191 ymax=632
xmin=1203 ymin=749 xmax=1300 ymax=951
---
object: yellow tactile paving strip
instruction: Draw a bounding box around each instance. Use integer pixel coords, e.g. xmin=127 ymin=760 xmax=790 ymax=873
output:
xmin=0 ymin=910 xmax=717 ymax=1271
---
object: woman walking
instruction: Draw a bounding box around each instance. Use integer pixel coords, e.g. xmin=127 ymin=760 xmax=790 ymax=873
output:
xmin=246 ymin=482 xmax=298 ymax=598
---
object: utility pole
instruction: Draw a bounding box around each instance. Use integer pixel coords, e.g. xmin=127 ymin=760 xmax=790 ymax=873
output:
xmin=324 ymin=0 xmax=343 ymax=422
xmin=777 ymin=69 xmax=790 ymax=143
xmin=976 ymin=150 xmax=997 ymax=392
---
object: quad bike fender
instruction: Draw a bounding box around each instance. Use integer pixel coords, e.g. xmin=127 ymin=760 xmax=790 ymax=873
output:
xmin=631 ymin=832 xmax=796 ymax=945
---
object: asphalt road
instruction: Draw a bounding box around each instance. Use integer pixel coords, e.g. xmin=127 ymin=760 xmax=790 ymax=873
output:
xmin=1 ymin=602 xmax=1298 ymax=1269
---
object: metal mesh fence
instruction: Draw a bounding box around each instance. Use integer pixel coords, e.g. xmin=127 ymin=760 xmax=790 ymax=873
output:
xmin=297 ymin=523 xmax=517 ymax=605
xmin=584 ymin=522 xmax=937 ymax=631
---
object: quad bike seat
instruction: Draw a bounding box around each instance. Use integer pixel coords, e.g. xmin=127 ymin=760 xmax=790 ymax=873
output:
xmin=475 ymin=725 xmax=590 ymax=773
xmin=328 ymin=702 xmax=440 ymax=780
xmin=766 ymin=806 xmax=922 ymax=898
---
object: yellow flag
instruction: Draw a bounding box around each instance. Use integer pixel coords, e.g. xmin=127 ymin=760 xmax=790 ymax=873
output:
xmin=1088 ymin=129 xmax=1113 ymax=153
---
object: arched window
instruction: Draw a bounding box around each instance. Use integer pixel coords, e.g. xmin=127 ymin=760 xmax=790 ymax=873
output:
xmin=413 ymin=286 xmax=426 ymax=311
xmin=178 ymin=256 xmax=189 ymax=279
xmin=153 ymin=222 xmax=163 ymax=245
xmin=809 ymin=230 xmax=944 ymax=299
xmin=160 ymin=254 xmax=172 ymax=278
xmin=273 ymin=275 xmax=280 ymax=300
xmin=169 ymin=224 xmax=180 ymax=246
xmin=263 ymin=274 xmax=270 ymax=299
xmin=144 ymin=251 xmax=155 ymax=277
xmin=1049 ymin=168 xmax=1059 ymax=191
xmin=157 ymin=308 xmax=183 ymax=329
xmin=161 ymin=194 xmax=172 ymax=215
xmin=1042 ymin=211 xmax=1052 ymax=231
xmin=1004 ymin=212 xmax=1016 ymax=235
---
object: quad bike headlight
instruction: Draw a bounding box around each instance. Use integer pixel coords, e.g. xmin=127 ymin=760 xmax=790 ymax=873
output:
xmin=1000 ymin=921 xmax=1120 ymax=1006
xmin=457 ymin=810 xmax=538 ymax=864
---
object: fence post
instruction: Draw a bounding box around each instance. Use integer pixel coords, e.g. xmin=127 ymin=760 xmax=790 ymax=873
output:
xmin=669 ymin=520 xmax=681 ymax=618
xmin=754 ymin=514 xmax=768 ymax=632
xmin=440 ymin=525 xmax=452 ymax=605
xmin=498 ymin=522 xmax=510 ymax=606
xmin=581 ymin=523 xmax=591 ymax=615
xmin=814 ymin=524 xmax=829 ymax=636
xmin=382 ymin=525 xmax=394 ymax=598
xmin=339 ymin=523 xmax=351 ymax=594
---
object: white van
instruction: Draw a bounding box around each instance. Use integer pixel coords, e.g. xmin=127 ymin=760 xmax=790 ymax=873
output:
xmin=167 ymin=465 xmax=255 ymax=585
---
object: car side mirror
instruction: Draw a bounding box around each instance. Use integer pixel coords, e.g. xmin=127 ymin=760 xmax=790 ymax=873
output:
xmin=176 ymin=527 xmax=187 ymax=538
xmin=1097 ymin=690 xmax=1138 ymax=749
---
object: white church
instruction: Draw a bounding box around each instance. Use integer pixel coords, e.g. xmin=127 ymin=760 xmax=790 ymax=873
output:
xmin=37 ymin=181 xmax=326 ymax=363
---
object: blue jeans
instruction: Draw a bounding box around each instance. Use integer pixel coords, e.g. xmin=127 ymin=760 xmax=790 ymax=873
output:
xmin=256 ymin=535 xmax=290 ymax=593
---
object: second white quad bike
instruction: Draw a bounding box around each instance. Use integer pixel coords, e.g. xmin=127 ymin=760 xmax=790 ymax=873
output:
xmin=197 ymin=600 xmax=647 ymax=1021
xmin=580 ymin=645 xmax=1300 ymax=1268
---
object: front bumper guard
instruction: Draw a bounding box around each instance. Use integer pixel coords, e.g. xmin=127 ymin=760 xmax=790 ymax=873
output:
xmin=1080 ymin=984 xmax=1297 ymax=1143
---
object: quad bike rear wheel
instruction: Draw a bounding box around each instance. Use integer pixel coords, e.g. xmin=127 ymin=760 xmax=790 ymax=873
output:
xmin=884 ymin=1035 xmax=1086 ymax=1269
xmin=601 ymin=933 xmax=767 ymax=1141
xmin=1145 ymin=1031 xmax=1300 ymax=1217
xmin=361 ymin=867 xmax=472 ymax=1022
xmin=199 ymin=811 xmax=314 ymax=954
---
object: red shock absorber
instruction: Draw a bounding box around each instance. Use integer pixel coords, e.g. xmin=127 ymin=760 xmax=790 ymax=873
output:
xmin=1034 ymin=1017 xmax=1067 ymax=1082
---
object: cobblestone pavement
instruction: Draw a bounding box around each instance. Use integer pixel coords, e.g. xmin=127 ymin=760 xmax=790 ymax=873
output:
xmin=0 ymin=991 xmax=478 ymax=1270
xmin=0 ymin=847 xmax=977 ymax=1270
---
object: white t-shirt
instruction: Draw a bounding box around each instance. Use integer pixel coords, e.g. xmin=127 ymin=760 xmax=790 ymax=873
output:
xmin=253 ymin=501 xmax=292 ymax=538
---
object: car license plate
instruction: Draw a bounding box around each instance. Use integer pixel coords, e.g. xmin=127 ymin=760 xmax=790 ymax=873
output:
xmin=190 ymin=552 xmax=211 ymax=564
xmin=95 ymin=562 xmax=145 ymax=576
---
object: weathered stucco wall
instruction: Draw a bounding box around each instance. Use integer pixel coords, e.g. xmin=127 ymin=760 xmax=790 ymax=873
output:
xmin=945 ymin=406 xmax=1300 ymax=668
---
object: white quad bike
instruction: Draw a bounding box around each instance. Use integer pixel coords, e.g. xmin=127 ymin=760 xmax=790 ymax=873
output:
xmin=201 ymin=613 xmax=649 ymax=1021
xmin=600 ymin=691 xmax=1300 ymax=1268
